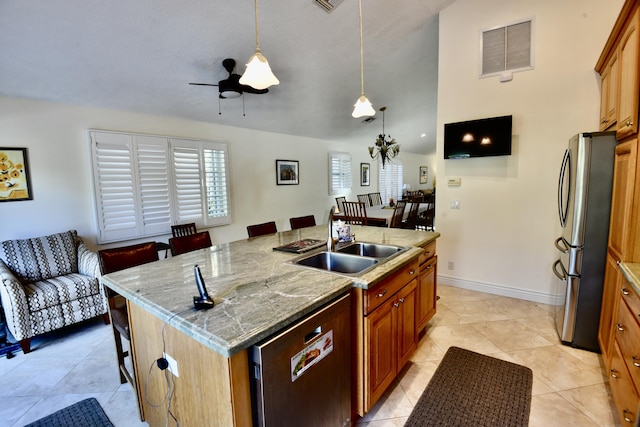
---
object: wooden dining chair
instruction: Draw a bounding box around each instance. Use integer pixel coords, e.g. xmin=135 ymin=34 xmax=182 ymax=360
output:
xmin=369 ymin=192 xmax=383 ymax=206
xmin=169 ymin=231 xmax=212 ymax=256
xmin=247 ymin=221 xmax=278 ymax=237
xmin=289 ymin=215 xmax=316 ymax=230
xmin=342 ymin=201 xmax=368 ymax=225
xmin=389 ymin=200 xmax=407 ymax=228
xmin=171 ymin=222 xmax=197 ymax=237
xmin=402 ymin=202 xmax=420 ymax=230
xmin=417 ymin=203 xmax=435 ymax=231
xmin=98 ymin=242 xmax=159 ymax=421
xmin=335 ymin=196 xmax=346 ymax=213
xmin=357 ymin=194 xmax=372 ymax=207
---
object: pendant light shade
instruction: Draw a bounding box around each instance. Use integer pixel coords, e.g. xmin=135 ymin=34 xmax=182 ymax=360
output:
xmin=352 ymin=0 xmax=374 ymax=118
xmin=240 ymin=0 xmax=279 ymax=90
xmin=352 ymin=95 xmax=375 ymax=118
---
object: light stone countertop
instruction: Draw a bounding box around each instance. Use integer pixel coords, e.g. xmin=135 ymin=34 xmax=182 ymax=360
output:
xmin=619 ymin=262 xmax=640 ymax=297
xmin=100 ymin=225 xmax=439 ymax=357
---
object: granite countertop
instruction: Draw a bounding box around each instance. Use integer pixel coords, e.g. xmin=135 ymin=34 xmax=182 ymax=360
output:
xmin=100 ymin=225 xmax=439 ymax=358
xmin=619 ymin=262 xmax=640 ymax=296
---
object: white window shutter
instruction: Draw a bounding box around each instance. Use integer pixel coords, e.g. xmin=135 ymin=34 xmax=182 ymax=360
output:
xmin=90 ymin=131 xmax=139 ymax=243
xmin=136 ymin=135 xmax=172 ymax=235
xmin=171 ymin=140 xmax=205 ymax=225
xmin=329 ymin=152 xmax=352 ymax=195
xmin=378 ymin=161 xmax=403 ymax=202
xmin=204 ymin=146 xmax=231 ymax=224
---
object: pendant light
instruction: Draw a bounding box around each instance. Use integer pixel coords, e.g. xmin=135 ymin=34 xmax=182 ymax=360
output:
xmin=240 ymin=0 xmax=279 ymax=90
xmin=352 ymin=0 xmax=375 ymax=118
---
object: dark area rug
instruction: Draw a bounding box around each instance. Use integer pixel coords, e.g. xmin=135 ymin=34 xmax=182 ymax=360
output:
xmin=25 ymin=397 xmax=113 ymax=427
xmin=405 ymin=346 xmax=533 ymax=427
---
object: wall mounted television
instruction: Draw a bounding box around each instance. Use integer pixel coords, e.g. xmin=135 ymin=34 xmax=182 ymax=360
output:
xmin=444 ymin=115 xmax=512 ymax=159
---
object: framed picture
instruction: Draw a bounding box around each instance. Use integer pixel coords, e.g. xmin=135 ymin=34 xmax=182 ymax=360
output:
xmin=420 ymin=166 xmax=428 ymax=184
xmin=361 ymin=163 xmax=370 ymax=186
xmin=276 ymin=160 xmax=299 ymax=185
xmin=0 ymin=147 xmax=33 ymax=202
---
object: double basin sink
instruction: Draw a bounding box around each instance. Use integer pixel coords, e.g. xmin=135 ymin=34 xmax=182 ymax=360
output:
xmin=290 ymin=242 xmax=409 ymax=277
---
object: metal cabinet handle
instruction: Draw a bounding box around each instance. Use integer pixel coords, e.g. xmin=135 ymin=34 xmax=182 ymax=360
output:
xmin=408 ymin=269 xmax=416 ymax=275
xmin=602 ymin=118 xmax=607 ymax=124
xmin=633 ymin=356 xmax=640 ymax=368
xmin=622 ymin=287 xmax=630 ymax=296
xmin=399 ymin=298 xmax=405 ymax=304
xmin=610 ymin=369 xmax=619 ymax=379
xmin=393 ymin=302 xmax=400 ymax=308
xmin=376 ymin=289 xmax=387 ymax=298
xmin=622 ymin=409 xmax=633 ymax=423
xmin=626 ymin=120 xmax=633 ymax=127
xmin=617 ymin=323 xmax=626 ymax=332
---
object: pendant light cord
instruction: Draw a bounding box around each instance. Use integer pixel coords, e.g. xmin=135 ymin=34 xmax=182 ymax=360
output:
xmin=254 ymin=0 xmax=261 ymax=51
xmin=358 ymin=0 xmax=365 ymax=96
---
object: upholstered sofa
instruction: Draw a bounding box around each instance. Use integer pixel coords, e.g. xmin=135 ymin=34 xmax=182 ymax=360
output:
xmin=0 ymin=230 xmax=108 ymax=353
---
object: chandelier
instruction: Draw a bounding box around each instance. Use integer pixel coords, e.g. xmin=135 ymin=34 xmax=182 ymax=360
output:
xmin=368 ymin=107 xmax=400 ymax=168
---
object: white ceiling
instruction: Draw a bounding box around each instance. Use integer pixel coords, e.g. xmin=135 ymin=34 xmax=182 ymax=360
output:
xmin=0 ymin=0 xmax=456 ymax=154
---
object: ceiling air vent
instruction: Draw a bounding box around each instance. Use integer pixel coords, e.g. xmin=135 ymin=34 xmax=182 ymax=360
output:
xmin=314 ymin=0 xmax=344 ymax=13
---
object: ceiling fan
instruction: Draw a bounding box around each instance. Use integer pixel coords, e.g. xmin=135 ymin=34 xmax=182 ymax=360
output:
xmin=189 ymin=58 xmax=269 ymax=99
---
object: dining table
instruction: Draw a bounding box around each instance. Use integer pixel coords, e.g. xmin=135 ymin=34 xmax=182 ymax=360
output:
xmin=335 ymin=202 xmax=430 ymax=226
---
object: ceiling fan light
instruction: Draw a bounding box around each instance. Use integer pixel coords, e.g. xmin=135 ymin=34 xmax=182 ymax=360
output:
xmin=352 ymin=95 xmax=375 ymax=118
xmin=240 ymin=51 xmax=279 ymax=90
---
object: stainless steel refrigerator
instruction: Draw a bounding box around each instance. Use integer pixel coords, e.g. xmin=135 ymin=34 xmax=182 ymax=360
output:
xmin=553 ymin=131 xmax=616 ymax=352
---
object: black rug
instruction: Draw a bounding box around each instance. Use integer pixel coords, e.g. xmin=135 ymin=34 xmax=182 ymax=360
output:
xmin=25 ymin=398 xmax=113 ymax=427
xmin=405 ymin=346 xmax=533 ymax=427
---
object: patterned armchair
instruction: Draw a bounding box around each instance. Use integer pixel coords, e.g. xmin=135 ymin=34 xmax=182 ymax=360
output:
xmin=0 ymin=230 xmax=108 ymax=353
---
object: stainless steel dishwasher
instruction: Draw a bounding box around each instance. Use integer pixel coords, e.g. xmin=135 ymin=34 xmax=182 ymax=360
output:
xmin=250 ymin=292 xmax=352 ymax=427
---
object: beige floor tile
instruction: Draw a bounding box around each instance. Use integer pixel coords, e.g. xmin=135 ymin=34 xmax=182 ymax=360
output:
xmin=471 ymin=319 xmax=554 ymax=352
xmin=427 ymin=324 xmax=503 ymax=354
xmin=514 ymin=315 xmax=561 ymax=344
xmin=508 ymin=345 xmax=607 ymax=392
xmin=559 ymin=383 xmax=618 ymax=427
xmin=529 ymin=392 xmax=602 ymax=427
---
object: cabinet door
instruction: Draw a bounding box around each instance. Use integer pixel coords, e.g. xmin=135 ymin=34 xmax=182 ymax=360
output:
xmin=617 ymin=9 xmax=640 ymax=140
xmin=396 ymin=280 xmax=417 ymax=369
xmin=600 ymin=52 xmax=619 ymax=131
xmin=599 ymin=252 xmax=623 ymax=367
xmin=417 ymin=256 xmax=437 ymax=332
xmin=608 ymin=140 xmax=638 ymax=261
xmin=366 ymin=297 xmax=396 ymax=408
xmin=609 ymin=342 xmax=640 ymax=426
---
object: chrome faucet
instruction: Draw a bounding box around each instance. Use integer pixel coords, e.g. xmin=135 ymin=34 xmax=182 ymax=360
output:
xmin=327 ymin=206 xmax=336 ymax=252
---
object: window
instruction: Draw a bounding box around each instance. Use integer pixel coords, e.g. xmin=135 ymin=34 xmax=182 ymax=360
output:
xmin=90 ymin=130 xmax=230 ymax=243
xmin=329 ymin=152 xmax=352 ymax=195
xmin=378 ymin=161 xmax=403 ymax=203
xmin=480 ymin=18 xmax=534 ymax=77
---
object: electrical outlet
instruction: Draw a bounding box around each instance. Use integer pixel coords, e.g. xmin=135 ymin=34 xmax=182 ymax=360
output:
xmin=448 ymin=261 xmax=454 ymax=270
xmin=163 ymin=352 xmax=179 ymax=377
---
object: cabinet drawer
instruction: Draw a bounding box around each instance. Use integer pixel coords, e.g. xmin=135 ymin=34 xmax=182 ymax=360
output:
xmin=419 ymin=241 xmax=436 ymax=265
xmin=610 ymin=341 xmax=640 ymax=425
xmin=621 ymin=283 xmax=640 ymax=322
xmin=616 ymin=299 xmax=640 ymax=390
xmin=364 ymin=260 xmax=419 ymax=315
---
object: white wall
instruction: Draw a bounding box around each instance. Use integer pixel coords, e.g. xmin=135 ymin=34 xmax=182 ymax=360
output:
xmin=436 ymin=0 xmax=623 ymax=303
xmin=0 ymin=96 xmax=430 ymax=248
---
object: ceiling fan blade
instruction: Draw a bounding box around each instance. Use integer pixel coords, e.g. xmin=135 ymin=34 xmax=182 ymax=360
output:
xmin=188 ymin=82 xmax=219 ymax=87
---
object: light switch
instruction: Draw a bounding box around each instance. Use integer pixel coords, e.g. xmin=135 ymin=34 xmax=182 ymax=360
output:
xmin=450 ymin=200 xmax=461 ymax=209
xmin=447 ymin=177 xmax=461 ymax=186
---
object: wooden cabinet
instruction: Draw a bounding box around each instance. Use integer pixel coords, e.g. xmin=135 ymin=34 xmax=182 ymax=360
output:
xmin=617 ymin=7 xmax=640 ymax=139
xmin=599 ymin=253 xmax=623 ymax=364
xmin=417 ymin=241 xmax=437 ymax=332
xmin=353 ymin=257 xmax=420 ymax=416
xmin=599 ymin=52 xmax=619 ymax=131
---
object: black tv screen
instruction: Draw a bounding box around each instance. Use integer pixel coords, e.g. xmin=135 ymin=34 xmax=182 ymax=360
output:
xmin=444 ymin=115 xmax=512 ymax=159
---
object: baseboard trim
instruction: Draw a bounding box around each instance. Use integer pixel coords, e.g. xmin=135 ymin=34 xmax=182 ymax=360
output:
xmin=437 ymin=274 xmax=563 ymax=306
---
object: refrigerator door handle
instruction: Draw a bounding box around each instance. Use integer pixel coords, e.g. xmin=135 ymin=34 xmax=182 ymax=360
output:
xmin=553 ymin=259 xmax=568 ymax=281
xmin=558 ymin=148 xmax=571 ymax=228
xmin=554 ymin=237 xmax=570 ymax=254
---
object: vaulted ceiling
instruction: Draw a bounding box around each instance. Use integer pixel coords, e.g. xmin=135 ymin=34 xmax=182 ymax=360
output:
xmin=0 ymin=0 xmax=457 ymax=154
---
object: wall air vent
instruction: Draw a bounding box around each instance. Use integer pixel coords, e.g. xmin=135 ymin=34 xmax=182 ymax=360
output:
xmin=314 ymin=0 xmax=344 ymax=13
xmin=480 ymin=18 xmax=534 ymax=78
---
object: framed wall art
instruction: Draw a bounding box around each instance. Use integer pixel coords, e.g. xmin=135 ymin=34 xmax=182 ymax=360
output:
xmin=0 ymin=147 xmax=33 ymax=202
xmin=420 ymin=166 xmax=428 ymax=184
xmin=276 ymin=160 xmax=299 ymax=185
xmin=361 ymin=163 xmax=370 ymax=186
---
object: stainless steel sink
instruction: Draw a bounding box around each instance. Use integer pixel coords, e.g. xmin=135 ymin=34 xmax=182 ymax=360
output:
xmin=336 ymin=242 xmax=408 ymax=259
xmin=291 ymin=251 xmax=379 ymax=276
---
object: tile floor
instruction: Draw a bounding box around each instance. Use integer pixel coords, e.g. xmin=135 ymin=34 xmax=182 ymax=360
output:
xmin=0 ymin=284 xmax=620 ymax=427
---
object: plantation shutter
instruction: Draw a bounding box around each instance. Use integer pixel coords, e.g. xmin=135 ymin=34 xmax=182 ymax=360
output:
xmin=171 ymin=140 xmax=205 ymax=224
xmin=136 ymin=136 xmax=172 ymax=236
xmin=329 ymin=152 xmax=352 ymax=195
xmin=378 ymin=161 xmax=403 ymax=203
xmin=90 ymin=132 xmax=139 ymax=243
xmin=204 ymin=146 xmax=230 ymax=223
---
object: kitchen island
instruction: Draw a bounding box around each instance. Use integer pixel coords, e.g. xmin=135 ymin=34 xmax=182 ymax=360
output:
xmin=100 ymin=225 xmax=439 ymax=426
